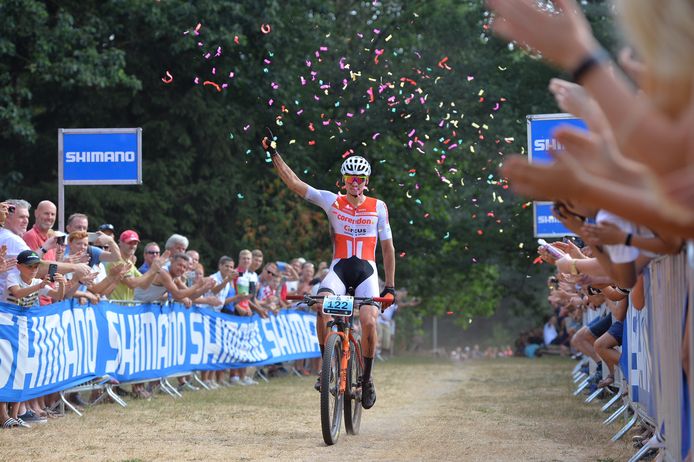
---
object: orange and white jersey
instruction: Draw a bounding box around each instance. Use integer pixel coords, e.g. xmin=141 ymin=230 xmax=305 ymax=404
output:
xmin=305 ymin=186 xmax=392 ymax=262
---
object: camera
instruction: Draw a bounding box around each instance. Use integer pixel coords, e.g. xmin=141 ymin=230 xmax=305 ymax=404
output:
xmin=48 ymin=263 xmax=58 ymax=282
xmin=8 ymin=205 xmax=15 ymax=214
xmin=54 ymin=231 xmax=66 ymax=246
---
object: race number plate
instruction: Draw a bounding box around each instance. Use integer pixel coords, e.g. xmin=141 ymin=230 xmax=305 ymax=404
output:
xmin=322 ymin=295 xmax=354 ymax=316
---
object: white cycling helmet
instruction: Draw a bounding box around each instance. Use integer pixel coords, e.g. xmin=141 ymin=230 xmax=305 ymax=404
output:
xmin=340 ymin=156 xmax=371 ymax=176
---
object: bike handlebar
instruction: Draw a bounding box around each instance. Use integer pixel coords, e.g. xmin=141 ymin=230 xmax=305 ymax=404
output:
xmin=286 ymin=295 xmax=391 ymax=303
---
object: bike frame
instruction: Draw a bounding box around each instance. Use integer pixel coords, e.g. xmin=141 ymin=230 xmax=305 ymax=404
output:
xmin=325 ymin=315 xmax=364 ymax=396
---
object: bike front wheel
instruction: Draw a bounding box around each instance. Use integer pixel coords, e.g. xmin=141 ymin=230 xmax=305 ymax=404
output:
xmin=344 ymin=338 xmax=363 ymax=435
xmin=321 ymin=333 xmax=344 ymax=445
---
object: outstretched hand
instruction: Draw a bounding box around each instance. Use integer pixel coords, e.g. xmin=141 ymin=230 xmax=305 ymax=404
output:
xmin=262 ymin=128 xmax=278 ymax=155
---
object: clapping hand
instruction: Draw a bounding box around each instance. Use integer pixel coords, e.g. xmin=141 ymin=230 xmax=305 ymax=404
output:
xmin=0 ymin=257 xmax=17 ymax=273
xmin=581 ymin=221 xmax=625 ymax=247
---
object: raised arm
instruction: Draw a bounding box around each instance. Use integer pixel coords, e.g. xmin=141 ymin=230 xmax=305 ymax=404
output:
xmin=262 ymin=137 xmax=309 ymax=198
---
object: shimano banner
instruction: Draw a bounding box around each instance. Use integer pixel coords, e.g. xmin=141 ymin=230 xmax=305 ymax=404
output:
xmin=0 ymin=301 xmax=319 ymax=402
xmin=526 ymin=113 xmax=587 ymax=238
xmin=59 ymin=128 xmax=142 ymax=185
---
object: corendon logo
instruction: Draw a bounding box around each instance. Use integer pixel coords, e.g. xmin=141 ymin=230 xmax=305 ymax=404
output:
xmin=336 ymin=214 xmax=372 ymax=225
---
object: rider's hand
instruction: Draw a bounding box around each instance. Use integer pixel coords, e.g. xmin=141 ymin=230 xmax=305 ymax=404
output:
xmin=261 ymin=134 xmax=278 ymax=156
xmin=380 ymin=286 xmax=395 ymax=308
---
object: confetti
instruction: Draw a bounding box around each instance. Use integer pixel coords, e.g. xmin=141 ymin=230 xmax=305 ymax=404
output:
xmin=203 ymin=81 xmax=221 ymax=92
xmin=161 ymin=71 xmax=173 ymax=84
xmin=260 ymin=24 xmax=272 ymax=34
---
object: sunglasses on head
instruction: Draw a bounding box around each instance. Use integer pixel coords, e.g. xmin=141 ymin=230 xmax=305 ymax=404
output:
xmin=343 ymin=175 xmax=368 ymax=185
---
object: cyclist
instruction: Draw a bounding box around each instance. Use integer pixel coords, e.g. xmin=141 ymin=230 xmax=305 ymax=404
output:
xmin=261 ymin=135 xmax=395 ymax=409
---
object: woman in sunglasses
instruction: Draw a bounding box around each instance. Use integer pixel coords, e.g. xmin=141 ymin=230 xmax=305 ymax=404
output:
xmin=261 ymin=136 xmax=395 ymax=410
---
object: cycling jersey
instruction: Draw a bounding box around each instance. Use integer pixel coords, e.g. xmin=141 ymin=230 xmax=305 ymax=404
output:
xmin=305 ymin=186 xmax=392 ymax=262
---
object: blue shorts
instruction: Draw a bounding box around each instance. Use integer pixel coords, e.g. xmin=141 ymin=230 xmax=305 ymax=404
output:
xmin=588 ymin=315 xmax=612 ymax=338
xmin=607 ymin=320 xmax=624 ymax=346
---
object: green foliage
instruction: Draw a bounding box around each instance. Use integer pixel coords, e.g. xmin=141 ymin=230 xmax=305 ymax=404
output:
xmin=0 ymin=0 xmax=616 ymax=343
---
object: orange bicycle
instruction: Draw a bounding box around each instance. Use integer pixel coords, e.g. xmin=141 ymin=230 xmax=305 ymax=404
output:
xmin=288 ymin=292 xmax=389 ymax=445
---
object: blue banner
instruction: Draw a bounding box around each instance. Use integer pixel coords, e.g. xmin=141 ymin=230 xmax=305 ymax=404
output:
xmin=527 ymin=114 xmax=587 ymax=165
xmin=627 ymin=300 xmax=656 ymax=419
xmin=60 ymin=129 xmax=142 ymax=184
xmin=533 ymin=201 xmax=571 ymax=238
xmin=0 ymin=301 xmax=319 ymax=402
xmin=527 ymin=114 xmax=587 ymax=237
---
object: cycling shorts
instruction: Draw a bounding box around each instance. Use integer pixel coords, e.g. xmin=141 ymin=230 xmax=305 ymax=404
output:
xmin=318 ymin=256 xmax=379 ymax=299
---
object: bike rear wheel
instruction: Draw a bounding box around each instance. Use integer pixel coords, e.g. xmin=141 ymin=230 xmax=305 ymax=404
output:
xmin=344 ymin=339 xmax=363 ymax=435
xmin=321 ymin=333 xmax=343 ymax=445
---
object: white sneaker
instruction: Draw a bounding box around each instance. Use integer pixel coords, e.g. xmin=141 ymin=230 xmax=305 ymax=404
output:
xmin=230 ymin=376 xmax=242 ymax=386
xmin=242 ymin=376 xmax=258 ymax=385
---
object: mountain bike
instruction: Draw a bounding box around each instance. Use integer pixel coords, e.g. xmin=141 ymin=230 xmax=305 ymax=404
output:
xmin=287 ymin=292 xmax=390 ymax=445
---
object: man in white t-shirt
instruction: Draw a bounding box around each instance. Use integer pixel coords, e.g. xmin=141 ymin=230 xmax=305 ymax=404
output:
xmin=198 ymin=256 xmax=237 ymax=312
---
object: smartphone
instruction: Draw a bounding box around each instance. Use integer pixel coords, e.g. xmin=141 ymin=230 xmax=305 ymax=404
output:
xmin=537 ymin=239 xmax=564 ymax=259
xmin=56 ymin=235 xmax=66 ymax=245
xmin=48 ymin=263 xmax=58 ymax=282
xmin=87 ymin=232 xmax=99 ymax=244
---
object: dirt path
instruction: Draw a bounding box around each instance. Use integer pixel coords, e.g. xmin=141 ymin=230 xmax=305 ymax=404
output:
xmin=0 ymin=358 xmax=634 ymax=461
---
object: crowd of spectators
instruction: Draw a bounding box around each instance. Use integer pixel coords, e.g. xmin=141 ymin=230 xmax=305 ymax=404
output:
xmin=486 ymin=0 xmax=694 ymax=452
xmin=0 ymin=199 xmax=405 ymax=429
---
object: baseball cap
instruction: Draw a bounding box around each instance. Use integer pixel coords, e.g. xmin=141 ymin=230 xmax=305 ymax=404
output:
xmin=119 ymin=230 xmax=140 ymax=244
xmin=98 ymin=223 xmax=116 ymax=234
xmin=17 ymin=250 xmax=41 ymax=266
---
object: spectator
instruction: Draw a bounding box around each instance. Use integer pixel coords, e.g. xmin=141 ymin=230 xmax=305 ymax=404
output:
xmin=595 ymin=297 xmax=629 ymax=388
xmin=296 ymin=261 xmax=315 ymax=296
xmin=251 ymin=249 xmax=264 ymax=274
xmin=199 ymin=256 xmax=236 ymax=311
xmin=133 ymin=253 xmax=212 ymax=306
xmin=97 ymin=223 xmax=116 ymax=238
xmin=65 ymin=213 xmax=122 ymax=266
xmin=184 ymin=250 xmax=200 ymax=287
xmin=7 ymin=249 xmax=65 ymax=306
xmin=234 ymin=249 xmax=265 ymax=317
xmin=61 ymin=231 xmax=102 ymax=304
xmin=197 ymin=256 xmax=238 ymax=388
xmin=165 ymin=234 xmax=189 ymax=258
xmin=256 ymin=262 xmax=282 ymax=315
xmin=106 ymin=231 xmax=167 ymax=302
xmin=6 ymin=250 xmax=66 ymax=427
xmin=229 ymin=249 xmax=262 ymax=386
xmin=22 ymin=200 xmax=58 ymax=262
xmin=139 ymin=242 xmax=161 ymax=274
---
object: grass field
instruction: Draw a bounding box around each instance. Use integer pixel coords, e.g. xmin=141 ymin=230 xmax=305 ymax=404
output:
xmin=0 ymin=356 xmax=637 ymax=461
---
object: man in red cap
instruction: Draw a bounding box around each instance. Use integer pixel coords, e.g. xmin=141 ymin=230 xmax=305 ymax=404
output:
xmin=105 ymin=230 xmax=167 ymax=302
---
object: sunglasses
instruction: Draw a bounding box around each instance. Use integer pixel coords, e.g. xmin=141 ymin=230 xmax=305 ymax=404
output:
xmin=266 ymin=270 xmax=278 ymax=277
xmin=146 ymin=251 xmax=160 ymax=255
xmin=343 ymin=175 xmax=368 ymax=185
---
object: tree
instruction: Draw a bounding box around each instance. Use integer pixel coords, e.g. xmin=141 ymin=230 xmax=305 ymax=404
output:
xmin=0 ymin=0 xmax=616 ymax=345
